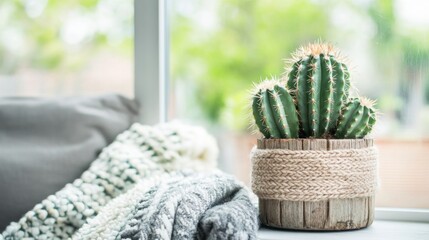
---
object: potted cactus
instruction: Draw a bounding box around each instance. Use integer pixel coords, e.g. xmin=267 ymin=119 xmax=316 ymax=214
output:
xmin=250 ymin=43 xmax=378 ymax=231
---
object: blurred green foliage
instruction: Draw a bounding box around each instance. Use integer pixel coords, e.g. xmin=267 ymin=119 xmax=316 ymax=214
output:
xmin=0 ymin=0 xmax=132 ymax=73
xmin=171 ymin=0 xmax=330 ymax=129
xmin=366 ymin=0 xmax=429 ymax=125
xmin=1 ymin=0 xmax=428 ymax=133
xmin=171 ymin=0 xmax=429 ymax=132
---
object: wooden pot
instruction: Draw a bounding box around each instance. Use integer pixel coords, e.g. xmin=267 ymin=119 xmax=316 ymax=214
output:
xmin=255 ymin=138 xmax=375 ymax=231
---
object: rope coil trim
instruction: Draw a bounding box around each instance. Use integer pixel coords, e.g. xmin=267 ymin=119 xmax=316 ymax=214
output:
xmin=251 ymin=146 xmax=378 ymax=201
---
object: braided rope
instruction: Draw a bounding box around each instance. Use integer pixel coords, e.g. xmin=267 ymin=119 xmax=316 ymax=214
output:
xmin=251 ymin=146 xmax=378 ymax=201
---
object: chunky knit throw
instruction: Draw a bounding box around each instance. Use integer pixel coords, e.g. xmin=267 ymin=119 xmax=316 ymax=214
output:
xmin=74 ymin=171 xmax=259 ymax=240
xmin=1 ymin=123 xmax=217 ymax=240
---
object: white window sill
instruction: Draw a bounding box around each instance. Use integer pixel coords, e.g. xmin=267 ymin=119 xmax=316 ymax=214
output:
xmin=258 ymin=220 xmax=429 ymax=240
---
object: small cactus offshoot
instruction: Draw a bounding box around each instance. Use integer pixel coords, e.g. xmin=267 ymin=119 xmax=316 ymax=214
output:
xmin=251 ymin=79 xmax=299 ymax=138
xmin=250 ymin=42 xmax=377 ymax=139
xmin=335 ymin=97 xmax=377 ymax=139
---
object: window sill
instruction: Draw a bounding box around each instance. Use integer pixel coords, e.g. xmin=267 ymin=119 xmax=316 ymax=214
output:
xmin=258 ymin=220 xmax=429 ymax=240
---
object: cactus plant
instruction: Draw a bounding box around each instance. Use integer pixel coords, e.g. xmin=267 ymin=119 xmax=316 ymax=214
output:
xmin=250 ymin=43 xmax=377 ymax=139
xmin=335 ymin=97 xmax=377 ymax=138
xmin=286 ymin=43 xmax=351 ymax=138
xmin=251 ymin=79 xmax=299 ymax=139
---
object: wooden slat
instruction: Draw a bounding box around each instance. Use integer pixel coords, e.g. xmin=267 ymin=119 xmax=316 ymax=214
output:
xmin=327 ymin=197 xmax=371 ymax=230
xmin=257 ymin=139 xmax=265 ymax=149
xmin=280 ymin=200 xmax=304 ymax=229
xmin=265 ymin=199 xmax=282 ymax=227
xmin=259 ymin=197 xmax=267 ymax=225
xmin=367 ymin=195 xmax=375 ymax=226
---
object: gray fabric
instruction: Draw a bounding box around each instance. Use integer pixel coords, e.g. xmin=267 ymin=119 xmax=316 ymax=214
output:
xmin=198 ymin=187 xmax=259 ymax=240
xmin=0 ymin=94 xmax=138 ymax=230
xmin=118 ymin=172 xmax=259 ymax=240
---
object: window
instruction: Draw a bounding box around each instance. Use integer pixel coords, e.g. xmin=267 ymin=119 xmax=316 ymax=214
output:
xmin=169 ymin=0 xmax=429 ymax=209
xmin=2 ymin=0 xmax=428 ymax=212
xmin=0 ymin=0 xmax=133 ymax=97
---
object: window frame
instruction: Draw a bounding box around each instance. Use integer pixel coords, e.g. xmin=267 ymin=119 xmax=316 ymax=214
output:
xmin=133 ymin=0 xmax=429 ymax=223
xmin=376 ymin=208 xmax=429 ymax=223
xmin=134 ymin=0 xmax=168 ymax=124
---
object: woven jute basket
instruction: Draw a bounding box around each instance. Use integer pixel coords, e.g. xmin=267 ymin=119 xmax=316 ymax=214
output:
xmin=251 ymin=138 xmax=378 ymax=231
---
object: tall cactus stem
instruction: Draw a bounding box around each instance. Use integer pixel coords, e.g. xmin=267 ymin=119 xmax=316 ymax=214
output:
xmin=286 ymin=43 xmax=350 ymax=138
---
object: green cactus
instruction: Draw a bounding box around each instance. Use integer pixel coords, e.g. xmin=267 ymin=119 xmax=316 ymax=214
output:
xmin=252 ymin=80 xmax=299 ymax=138
xmin=251 ymin=43 xmax=377 ymax=139
xmin=335 ymin=97 xmax=377 ymax=138
xmin=286 ymin=43 xmax=351 ymax=138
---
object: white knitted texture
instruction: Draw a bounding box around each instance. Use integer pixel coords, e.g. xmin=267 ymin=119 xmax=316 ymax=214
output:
xmin=1 ymin=123 xmax=218 ymax=240
xmin=71 ymin=171 xmax=193 ymax=240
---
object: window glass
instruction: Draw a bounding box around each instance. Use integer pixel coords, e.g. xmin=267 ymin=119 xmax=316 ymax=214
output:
xmin=170 ymin=0 xmax=429 ymax=208
xmin=0 ymin=0 xmax=133 ymax=97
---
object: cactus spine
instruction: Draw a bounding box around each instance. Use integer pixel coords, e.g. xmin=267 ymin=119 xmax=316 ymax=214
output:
xmin=252 ymin=80 xmax=299 ymax=138
xmin=287 ymin=44 xmax=350 ymax=138
xmin=335 ymin=97 xmax=377 ymax=138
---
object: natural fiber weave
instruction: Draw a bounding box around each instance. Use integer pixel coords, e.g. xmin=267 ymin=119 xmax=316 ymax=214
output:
xmin=251 ymin=146 xmax=378 ymax=201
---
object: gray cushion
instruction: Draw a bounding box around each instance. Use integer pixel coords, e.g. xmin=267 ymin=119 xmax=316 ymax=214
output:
xmin=0 ymin=94 xmax=138 ymax=230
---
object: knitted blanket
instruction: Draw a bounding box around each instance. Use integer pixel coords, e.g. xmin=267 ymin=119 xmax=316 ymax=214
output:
xmin=1 ymin=122 xmax=259 ymax=240
xmin=74 ymin=171 xmax=259 ymax=240
xmin=1 ymin=123 xmax=218 ymax=240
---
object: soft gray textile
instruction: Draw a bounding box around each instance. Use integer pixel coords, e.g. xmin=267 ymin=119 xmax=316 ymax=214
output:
xmin=197 ymin=188 xmax=258 ymax=240
xmin=118 ymin=172 xmax=259 ymax=240
xmin=0 ymin=94 xmax=138 ymax=230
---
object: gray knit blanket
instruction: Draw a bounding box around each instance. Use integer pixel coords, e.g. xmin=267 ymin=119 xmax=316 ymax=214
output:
xmin=74 ymin=171 xmax=259 ymax=240
xmin=1 ymin=122 xmax=258 ymax=239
